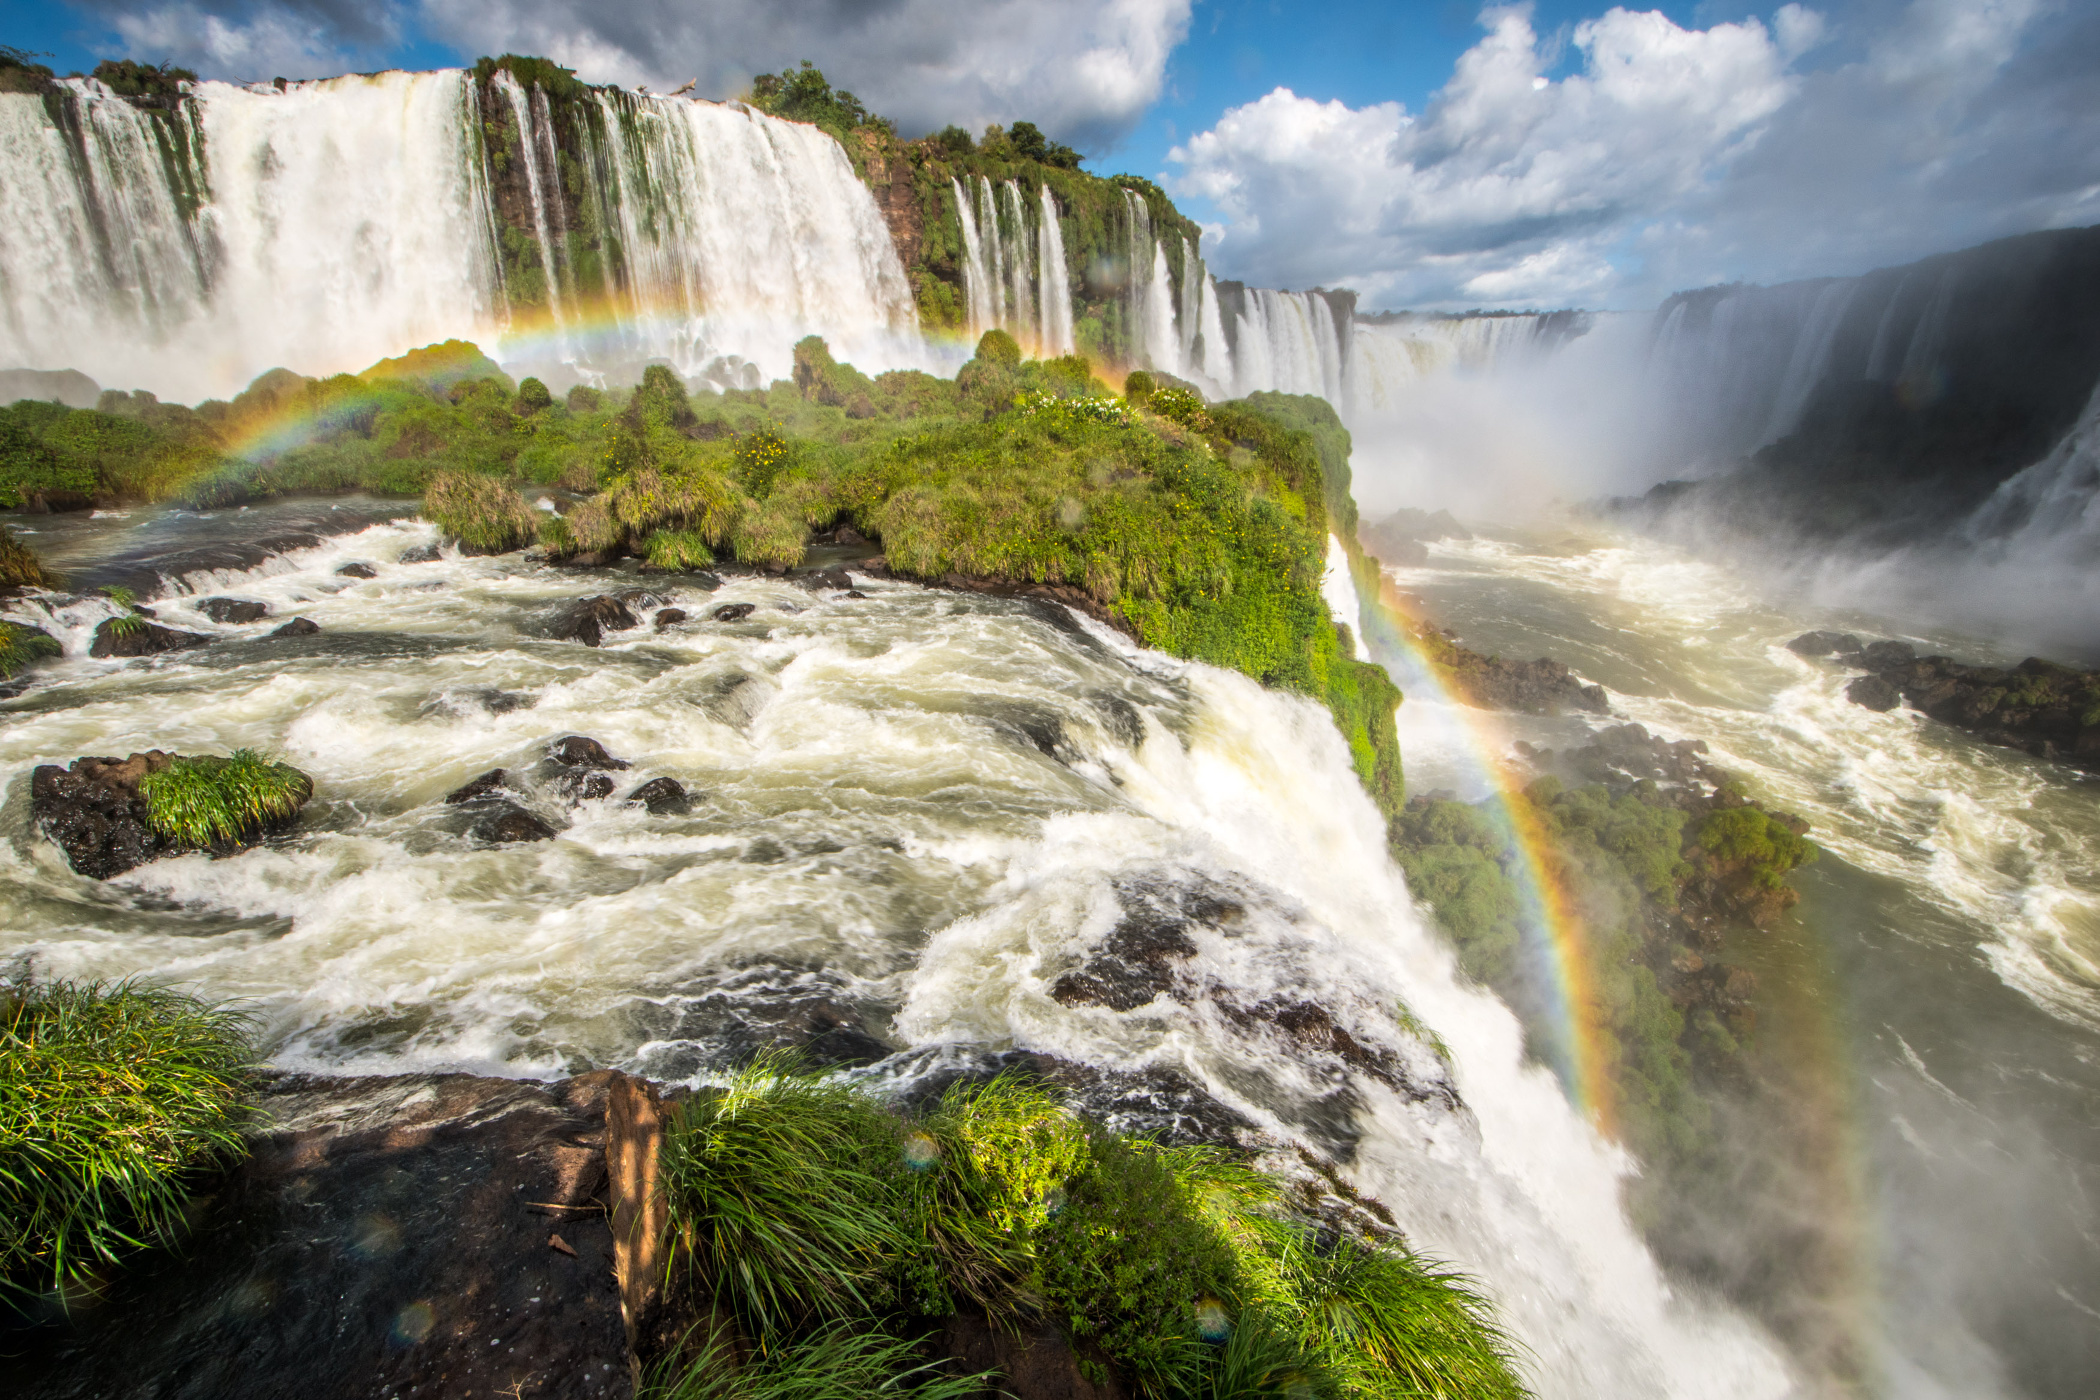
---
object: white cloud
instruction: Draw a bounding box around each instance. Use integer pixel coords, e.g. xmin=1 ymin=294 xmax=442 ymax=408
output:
xmin=415 ymin=0 xmax=1191 ymax=150
xmin=75 ymin=1 xmax=403 ymax=80
xmin=1170 ymin=1 xmax=2100 ymax=311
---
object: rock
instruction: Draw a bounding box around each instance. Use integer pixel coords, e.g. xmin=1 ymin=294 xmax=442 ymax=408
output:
xmin=89 ymin=617 xmax=211 ymax=658
xmin=844 ymin=590 xmax=866 ymax=599
xmin=7 ymin=1072 xmax=628 ymax=1400
xmin=615 ymin=589 xmax=670 ymax=612
xmin=1859 ymin=639 xmax=1917 ymax=671
xmin=470 ymin=802 xmax=557 ymax=843
xmin=397 ymin=543 xmax=442 ymax=564
xmin=1786 ymin=630 xmax=1862 ymax=658
xmin=444 ymin=768 xmax=509 ymax=804
xmin=266 ymin=617 xmax=321 ymax=637
xmin=31 ymin=751 xmax=315 ymax=879
xmin=549 ymin=736 xmax=630 ymax=771
xmin=711 ymin=602 xmax=756 ymax=622
xmin=557 ymin=771 xmax=616 ymax=802
xmin=334 ymin=562 xmax=377 ymax=579
xmin=552 ymin=595 xmax=639 ymax=647
xmin=654 ymin=608 xmax=686 ymax=628
xmin=1846 ymin=675 xmax=1903 ymax=711
xmin=796 ymin=564 xmax=855 ymax=591
xmin=199 ymin=597 xmax=270 ymax=624
xmin=626 ymin=776 xmax=692 ymax=816
xmin=939 ymin=1314 xmax=1126 ymax=1400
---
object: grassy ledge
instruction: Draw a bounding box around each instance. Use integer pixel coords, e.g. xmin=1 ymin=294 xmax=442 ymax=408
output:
xmin=647 ymin=1059 xmax=1528 ymax=1400
xmin=0 ymin=980 xmax=256 ymax=1302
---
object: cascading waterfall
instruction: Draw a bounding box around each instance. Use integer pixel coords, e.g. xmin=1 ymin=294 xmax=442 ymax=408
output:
xmin=0 ymin=71 xmax=918 ymax=400
xmin=952 ymin=173 xmax=1071 ymax=355
xmin=1036 ymin=184 xmax=1073 ymax=355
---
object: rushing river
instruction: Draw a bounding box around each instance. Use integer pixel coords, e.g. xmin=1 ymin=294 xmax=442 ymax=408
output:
xmin=0 ymin=506 xmax=1793 ymax=1400
xmin=1379 ymin=523 xmax=2100 ymax=1400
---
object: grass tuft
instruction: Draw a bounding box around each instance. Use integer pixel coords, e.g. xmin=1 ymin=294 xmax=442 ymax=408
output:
xmin=0 ymin=523 xmax=55 ymax=588
xmin=0 ymin=620 xmax=61 ymax=679
xmin=0 ymin=979 xmax=255 ymax=1299
xmin=137 ymin=749 xmax=313 ymax=848
xmin=421 ymin=469 xmax=539 ymax=553
xmin=646 ymin=529 xmax=718 ymax=571
xmin=647 ymin=1319 xmax=990 ymax=1400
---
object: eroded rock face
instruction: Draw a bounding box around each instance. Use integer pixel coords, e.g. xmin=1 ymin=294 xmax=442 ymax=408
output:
xmin=552 ymin=596 xmax=638 ymax=647
xmin=31 ymin=752 xmax=315 ymax=879
xmin=8 ymin=1072 xmax=630 ymax=1400
xmin=89 ymin=617 xmax=210 ymax=658
xmin=1803 ymin=632 xmax=2100 ymax=768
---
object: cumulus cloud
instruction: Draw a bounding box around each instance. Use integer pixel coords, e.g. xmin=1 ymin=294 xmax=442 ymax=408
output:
xmin=1171 ymin=0 xmax=2100 ymax=310
xmin=414 ymin=0 xmax=1190 ymax=151
xmin=71 ymin=0 xmax=402 ymax=79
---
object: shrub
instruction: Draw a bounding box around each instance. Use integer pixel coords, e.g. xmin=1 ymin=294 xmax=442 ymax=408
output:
xmin=973 ymin=329 xmax=1021 ymax=368
xmin=0 ymin=620 xmax=61 ymax=679
xmin=0 ymin=979 xmax=254 ymax=1298
xmin=645 ymin=529 xmax=716 ymax=570
xmin=0 ymin=522 xmax=55 ymax=587
xmin=422 ymin=469 xmax=538 ymax=553
xmin=137 ymin=750 xmax=312 ymax=849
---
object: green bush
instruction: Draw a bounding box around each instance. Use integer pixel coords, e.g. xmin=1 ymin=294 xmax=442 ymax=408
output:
xmin=137 ymin=750 xmax=313 ymax=849
xmin=0 ymin=620 xmax=62 ymax=679
xmin=648 ymin=1319 xmax=988 ymax=1400
xmin=422 ymin=469 xmax=539 ymax=553
xmin=0 ymin=980 xmax=254 ymax=1298
xmin=0 ymin=522 xmax=55 ymax=588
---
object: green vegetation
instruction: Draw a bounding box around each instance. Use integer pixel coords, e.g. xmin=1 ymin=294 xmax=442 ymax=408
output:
xmin=650 ymin=1320 xmax=989 ymax=1400
xmin=423 ymin=468 xmax=539 ymax=554
xmin=0 ymin=979 xmax=254 ymax=1299
xmin=137 ymin=750 xmax=313 ymax=849
xmin=1 ymin=522 xmax=55 ymax=587
xmin=654 ymin=1060 xmax=1526 ymax=1400
xmin=0 ymin=620 xmax=61 ymax=679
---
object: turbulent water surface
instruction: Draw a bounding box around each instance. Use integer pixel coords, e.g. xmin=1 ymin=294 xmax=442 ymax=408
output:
xmin=0 ymin=515 xmax=1799 ymax=1400
xmin=1381 ymin=523 xmax=2100 ymax=1400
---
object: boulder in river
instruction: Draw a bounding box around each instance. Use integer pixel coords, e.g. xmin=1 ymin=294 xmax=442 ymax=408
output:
xmin=267 ymin=616 xmax=320 ymax=637
xmin=469 ymin=802 xmax=556 ymax=843
xmin=552 ymin=595 xmax=638 ymax=647
xmin=398 ymin=543 xmax=442 ymax=564
xmin=199 ymin=597 xmax=269 ymax=624
xmin=711 ymin=601 xmax=756 ymax=623
xmin=1847 ymin=675 xmax=1903 ymax=711
xmin=444 ymin=768 xmax=509 ymax=804
xmin=1785 ymin=630 xmax=1863 ymax=658
xmin=653 ymin=607 xmax=686 ymax=628
xmin=626 ymin=776 xmax=692 ymax=815
xmin=31 ymin=750 xmax=316 ymax=879
xmin=89 ymin=616 xmax=211 ymax=658
xmin=549 ymin=736 xmax=630 ymax=771
xmin=333 ymin=562 xmax=377 ymax=579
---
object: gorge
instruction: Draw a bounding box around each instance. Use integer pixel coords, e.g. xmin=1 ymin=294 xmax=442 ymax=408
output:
xmin=4 ymin=47 xmax=2100 ymax=1400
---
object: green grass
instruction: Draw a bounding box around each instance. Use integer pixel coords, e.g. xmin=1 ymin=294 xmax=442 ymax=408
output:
xmin=136 ymin=750 xmax=313 ymax=848
xmin=0 ymin=979 xmax=255 ymax=1299
xmin=0 ymin=620 xmax=61 ymax=679
xmin=422 ymin=468 xmax=539 ymax=554
xmin=647 ymin=1319 xmax=990 ymax=1400
xmin=0 ymin=522 xmax=54 ymax=588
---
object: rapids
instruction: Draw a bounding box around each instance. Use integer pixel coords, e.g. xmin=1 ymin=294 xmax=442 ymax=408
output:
xmin=1380 ymin=523 xmax=2100 ymax=1399
xmin=1 ymin=516 xmax=1791 ymax=1400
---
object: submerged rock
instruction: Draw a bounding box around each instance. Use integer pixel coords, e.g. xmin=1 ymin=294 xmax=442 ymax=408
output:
xmin=710 ymin=602 xmax=756 ymax=623
xmin=89 ymin=617 xmax=211 ymax=658
xmin=199 ymin=597 xmax=269 ymax=624
xmin=552 ymin=595 xmax=638 ymax=647
xmin=397 ymin=542 xmax=442 ymax=564
xmin=31 ymin=751 xmax=315 ymax=879
xmin=333 ymin=561 xmax=378 ymax=579
xmin=267 ymin=616 xmax=321 ymax=637
xmin=444 ymin=768 xmax=509 ymax=804
xmin=469 ymin=802 xmax=556 ymax=843
xmin=626 ymin=776 xmax=692 ymax=815
xmin=549 ymin=736 xmax=629 ymax=771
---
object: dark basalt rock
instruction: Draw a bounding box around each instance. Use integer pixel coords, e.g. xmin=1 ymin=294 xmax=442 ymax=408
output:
xmin=267 ymin=616 xmax=320 ymax=637
xmin=1785 ymin=630 xmax=1862 ymax=658
xmin=444 ymin=768 xmax=509 ymax=804
xmin=89 ymin=617 xmax=211 ymax=658
xmin=31 ymin=751 xmax=315 ymax=879
xmin=558 ymin=771 xmax=616 ymax=802
xmin=199 ymin=597 xmax=269 ymax=624
xmin=654 ymin=608 xmax=686 ymax=628
xmin=1859 ymin=639 xmax=1917 ymax=670
xmin=7 ymin=1072 xmax=628 ymax=1400
xmin=796 ymin=564 xmax=855 ymax=591
xmin=711 ymin=602 xmax=756 ymax=623
xmin=626 ymin=776 xmax=692 ymax=815
xmin=398 ymin=543 xmax=442 ymax=564
xmin=550 ymin=736 xmax=630 ymax=771
xmin=470 ymin=802 xmax=557 ymax=843
xmin=1452 ymin=649 xmax=1608 ymax=715
xmin=334 ymin=561 xmax=378 ymax=579
xmin=1847 ymin=674 xmax=1902 ymax=711
xmin=552 ymin=595 xmax=638 ymax=647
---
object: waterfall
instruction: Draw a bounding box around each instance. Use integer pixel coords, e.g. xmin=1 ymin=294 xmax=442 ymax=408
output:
xmin=999 ymin=181 xmax=1036 ymax=342
xmin=0 ymin=71 xmax=918 ymax=401
xmin=1036 ymin=184 xmax=1073 ymax=356
xmin=952 ymin=172 xmax=1075 ymax=356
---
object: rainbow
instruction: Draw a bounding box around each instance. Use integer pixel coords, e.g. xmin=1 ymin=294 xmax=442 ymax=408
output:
xmin=1350 ymin=557 xmax=1620 ymax=1135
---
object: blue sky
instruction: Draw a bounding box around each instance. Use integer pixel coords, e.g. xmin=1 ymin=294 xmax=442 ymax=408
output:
xmin=12 ymin=1 xmax=2097 ymax=310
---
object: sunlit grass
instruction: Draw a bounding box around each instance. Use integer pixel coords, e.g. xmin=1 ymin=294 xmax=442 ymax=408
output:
xmin=137 ymin=749 xmax=312 ymax=848
xmin=646 ymin=1318 xmax=990 ymax=1400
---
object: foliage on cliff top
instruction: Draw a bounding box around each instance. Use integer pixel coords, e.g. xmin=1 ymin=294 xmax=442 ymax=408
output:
xmin=657 ymin=1060 xmax=1527 ymax=1400
xmin=0 ymin=979 xmax=255 ymax=1300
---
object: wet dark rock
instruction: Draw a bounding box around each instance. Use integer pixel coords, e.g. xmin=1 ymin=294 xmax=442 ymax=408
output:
xmin=7 ymin=1071 xmax=627 ymax=1400
xmin=1847 ymin=674 xmax=1903 ymax=711
xmin=31 ymin=751 xmax=315 ymax=879
xmin=1453 ymin=649 xmax=1607 ymax=715
xmin=654 ymin=608 xmax=686 ymax=628
xmin=627 ymin=776 xmax=692 ymax=815
xmin=1785 ymin=630 xmax=1862 ymax=658
xmin=89 ymin=616 xmax=211 ymax=658
xmin=940 ymin=1314 xmax=1126 ymax=1400
xmin=1050 ymin=881 xmax=1223 ymax=1011
xmin=444 ymin=768 xmax=509 ymax=804
xmin=549 ymin=736 xmax=630 ymax=771
xmin=398 ymin=543 xmax=442 ymax=564
xmin=796 ymin=564 xmax=855 ymax=591
xmin=1859 ymin=639 xmax=1917 ymax=670
xmin=266 ymin=616 xmax=320 ymax=637
xmin=551 ymin=595 xmax=638 ymax=647
xmin=621 ymin=965 xmax=892 ymax=1080
xmin=333 ymin=561 xmax=378 ymax=579
xmin=844 ymin=589 xmax=866 ymax=599
xmin=711 ymin=602 xmax=756 ymax=622
xmin=1086 ymin=692 xmax=1145 ymax=750
xmin=199 ymin=597 xmax=269 ymax=624
xmin=470 ymin=802 xmax=557 ymax=843
xmin=558 ymin=771 xmax=616 ymax=802
xmin=615 ymin=589 xmax=670 ymax=613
